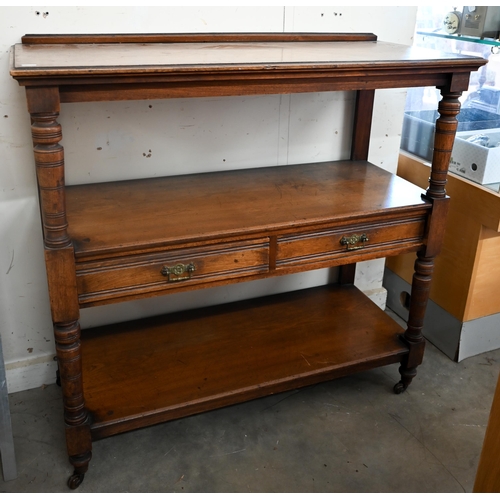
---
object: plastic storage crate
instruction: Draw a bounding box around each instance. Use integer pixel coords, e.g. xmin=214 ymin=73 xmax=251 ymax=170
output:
xmin=401 ymin=108 xmax=500 ymax=161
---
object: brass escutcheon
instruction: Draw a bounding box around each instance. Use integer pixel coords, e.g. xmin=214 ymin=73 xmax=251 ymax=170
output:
xmin=161 ymin=262 xmax=196 ymax=281
xmin=340 ymin=233 xmax=369 ymax=251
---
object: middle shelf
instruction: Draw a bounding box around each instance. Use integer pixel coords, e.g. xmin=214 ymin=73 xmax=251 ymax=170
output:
xmin=65 ymin=160 xmax=432 ymax=307
xmin=66 ymin=160 xmax=431 ymax=258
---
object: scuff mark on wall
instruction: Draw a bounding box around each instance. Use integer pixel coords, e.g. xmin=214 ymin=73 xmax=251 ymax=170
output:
xmin=6 ymin=250 xmax=14 ymax=274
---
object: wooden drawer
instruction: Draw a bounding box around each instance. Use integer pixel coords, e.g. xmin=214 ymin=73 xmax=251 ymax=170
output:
xmin=76 ymin=238 xmax=269 ymax=306
xmin=276 ymin=217 xmax=426 ymax=269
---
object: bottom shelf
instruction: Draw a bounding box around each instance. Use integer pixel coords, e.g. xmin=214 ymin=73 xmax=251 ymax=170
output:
xmin=82 ymin=284 xmax=408 ymax=439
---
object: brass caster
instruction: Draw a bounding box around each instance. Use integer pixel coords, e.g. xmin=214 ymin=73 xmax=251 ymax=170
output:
xmin=68 ymin=472 xmax=85 ymax=490
xmin=393 ymin=381 xmax=407 ymax=394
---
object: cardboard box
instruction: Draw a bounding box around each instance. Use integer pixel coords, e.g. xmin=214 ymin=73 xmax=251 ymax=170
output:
xmin=449 ymin=129 xmax=500 ymax=185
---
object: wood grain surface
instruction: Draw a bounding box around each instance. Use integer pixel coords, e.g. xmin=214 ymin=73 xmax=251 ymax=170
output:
xmin=66 ymin=160 xmax=430 ymax=259
xmin=81 ymin=284 xmax=408 ymax=438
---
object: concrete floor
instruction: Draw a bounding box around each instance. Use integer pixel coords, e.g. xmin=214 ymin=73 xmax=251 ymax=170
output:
xmin=1 ymin=312 xmax=500 ymax=493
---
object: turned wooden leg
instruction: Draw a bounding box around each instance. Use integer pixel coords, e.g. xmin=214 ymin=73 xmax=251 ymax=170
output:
xmin=394 ymin=251 xmax=432 ymax=393
xmin=55 ymin=321 xmax=92 ymax=489
xmin=28 ymin=88 xmax=92 ymax=488
xmin=395 ymin=85 xmax=462 ymax=394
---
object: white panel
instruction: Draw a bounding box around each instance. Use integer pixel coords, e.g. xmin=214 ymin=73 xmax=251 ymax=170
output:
xmin=0 ymin=199 xmax=54 ymax=362
xmin=286 ymin=92 xmax=355 ymax=164
xmin=5 ymin=357 xmax=57 ymax=394
xmin=3 ymin=6 xmax=285 ymax=35
xmin=62 ymin=95 xmax=284 ymax=185
xmin=283 ymin=6 xmax=417 ymax=44
xmin=460 ymin=314 xmax=500 ymax=362
xmin=369 ymin=89 xmax=410 ymax=175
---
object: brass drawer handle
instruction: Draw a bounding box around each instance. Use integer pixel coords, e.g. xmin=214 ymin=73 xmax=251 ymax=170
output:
xmin=161 ymin=262 xmax=196 ymax=281
xmin=340 ymin=233 xmax=369 ymax=251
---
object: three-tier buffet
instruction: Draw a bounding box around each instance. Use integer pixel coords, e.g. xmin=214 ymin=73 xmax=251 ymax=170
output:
xmin=10 ymin=32 xmax=486 ymax=488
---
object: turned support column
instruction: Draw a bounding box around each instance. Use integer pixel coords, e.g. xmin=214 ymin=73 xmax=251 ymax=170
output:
xmin=426 ymin=88 xmax=463 ymax=200
xmin=395 ymin=85 xmax=462 ymax=393
xmin=31 ymin=111 xmax=70 ymax=248
xmin=27 ymin=87 xmax=91 ymax=487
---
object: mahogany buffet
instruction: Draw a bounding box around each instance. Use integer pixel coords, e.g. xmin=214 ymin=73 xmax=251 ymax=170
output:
xmin=10 ymin=33 xmax=486 ymax=488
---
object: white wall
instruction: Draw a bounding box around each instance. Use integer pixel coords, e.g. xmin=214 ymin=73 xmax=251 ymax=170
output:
xmin=0 ymin=6 xmax=418 ymax=393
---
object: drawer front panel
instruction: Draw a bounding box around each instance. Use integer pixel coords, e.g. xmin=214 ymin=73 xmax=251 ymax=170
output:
xmin=77 ymin=239 xmax=269 ymax=304
xmin=276 ymin=218 xmax=426 ymax=268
